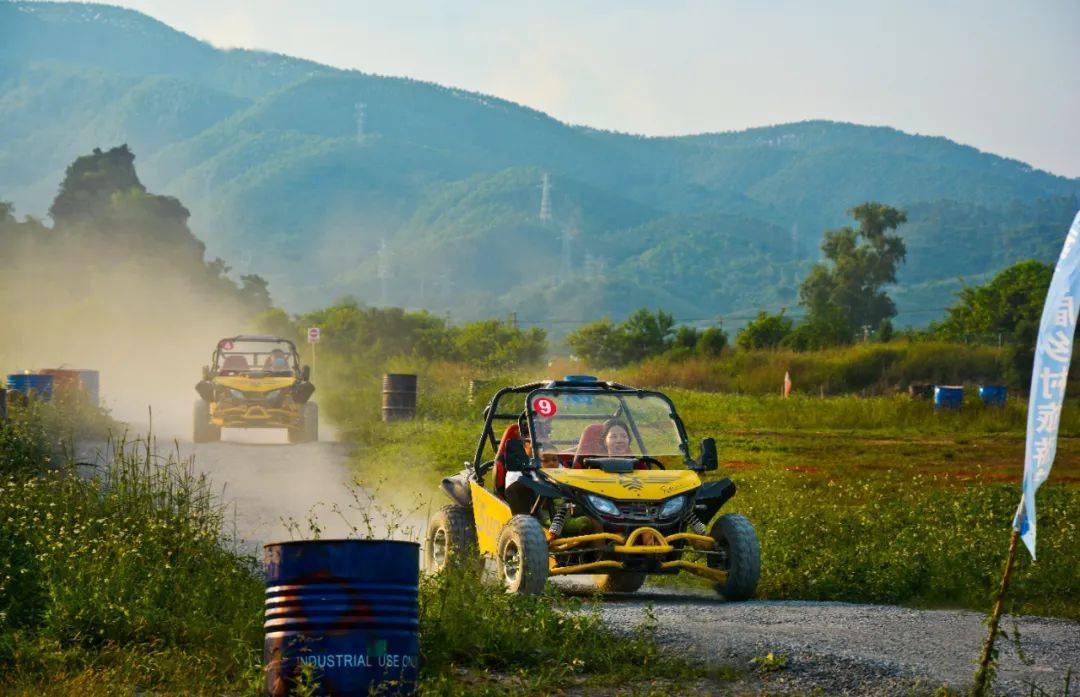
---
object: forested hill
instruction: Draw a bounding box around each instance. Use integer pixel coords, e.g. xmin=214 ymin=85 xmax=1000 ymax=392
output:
xmin=2 ymin=1 xmax=1078 ymax=326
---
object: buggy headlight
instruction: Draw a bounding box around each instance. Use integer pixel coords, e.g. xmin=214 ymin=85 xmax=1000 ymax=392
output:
xmin=229 ymin=389 xmax=244 ymax=400
xmin=659 ymin=495 xmax=686 ymax=518
xmin=586 ymin=494 xmax=620 ymax=517
xmin=265 ymin=390 xmax=281 ymax=401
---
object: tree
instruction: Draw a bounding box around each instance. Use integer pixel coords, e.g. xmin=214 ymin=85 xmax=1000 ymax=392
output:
xmin=453 ymin=320 xmax=547 ymax=368
xmin=935 ymin=259 xmax=1053 ymax=383
xmin=737 ymin=311 xmax=793 ymax=350
xmin=621 ymin=308 xmax=675 ymax=362
xmin=239 ymin=274 xmax=273 ymax=313
xmin=937 ymin=260 xmax=1052 ymax=342
xmin=566 ymin=319 xmax=628 ymax=368
xmin=673 ymin=325 xmax=702 ymax=350
xmin=799 ymin=202 xmax=907 ymax=344
xmin=696 ymin=326 xmax=728 ymax=356
xmin=49 ymin=145 xmax=143 ymax=225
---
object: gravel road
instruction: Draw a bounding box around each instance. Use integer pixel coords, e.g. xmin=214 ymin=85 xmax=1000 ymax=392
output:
xmin=75 ymin=427 xmax=1078 ymax=695
xmin=77 ymin=424 xmax=366 ymax=553
xmin=594 ymin=587 xmax=1079 ymax=695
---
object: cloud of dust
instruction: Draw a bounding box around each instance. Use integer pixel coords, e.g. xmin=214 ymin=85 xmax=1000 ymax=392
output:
xmin=0 ymin=250 xmax=255 ymax=440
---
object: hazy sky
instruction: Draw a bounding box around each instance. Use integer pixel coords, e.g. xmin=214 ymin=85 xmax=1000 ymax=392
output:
xmin=109 ymin=0 xmax=1079 ymax=178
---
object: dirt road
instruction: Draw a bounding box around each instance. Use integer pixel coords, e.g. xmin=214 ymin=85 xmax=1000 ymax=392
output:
xmin=178 ymin=429 xmax=360 ymax=553
xmin=594 ymin=587 xmax=1079 ymax=695
xmin=76 ymin=423 xmax=1077 ymax=695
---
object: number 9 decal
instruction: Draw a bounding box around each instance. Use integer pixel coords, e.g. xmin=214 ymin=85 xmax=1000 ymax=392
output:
xmin=534 ymin=397 xmax=557 ymax=418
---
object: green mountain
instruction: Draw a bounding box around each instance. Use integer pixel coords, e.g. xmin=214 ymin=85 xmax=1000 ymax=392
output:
xmin=2 ymin=1 xmax=1078 ymax=328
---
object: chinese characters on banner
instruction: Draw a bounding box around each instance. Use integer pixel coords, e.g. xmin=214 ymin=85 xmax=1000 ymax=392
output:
xmin=1015 ymin=210 xmax=1080 ymax=559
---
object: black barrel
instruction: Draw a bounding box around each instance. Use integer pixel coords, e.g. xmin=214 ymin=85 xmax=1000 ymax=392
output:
xmin=381 ymin=374 xmax=417 ymax=422
xmin=264 ymin=540 xmax=420 ymax=696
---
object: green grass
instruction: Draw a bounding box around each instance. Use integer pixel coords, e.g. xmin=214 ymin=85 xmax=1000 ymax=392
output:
xmin=334 ymin=370 xmax=1080 ymax=621
xmin=613 ymin=341 xmax=1009 ymax=395
xmin=0 ymin=401 xmax=711 ymax=695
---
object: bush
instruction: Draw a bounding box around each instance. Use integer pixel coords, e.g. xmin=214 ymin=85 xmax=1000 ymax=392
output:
xmin=0 ymin=428 xmax=263 ymax=693
xmin=736 ymin=311 xmax=793 ymax=350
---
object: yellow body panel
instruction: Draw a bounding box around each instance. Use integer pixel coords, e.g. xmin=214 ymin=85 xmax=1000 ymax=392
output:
xmin=543 ymin=468 xmax=701 ymax=500
xmin=209 ymin=376 xmax=301 ymax=428
xmin=213 ymin=376 xmax=296 ymax=392
xmin=469 ymin=482 xmax=512 ymax=555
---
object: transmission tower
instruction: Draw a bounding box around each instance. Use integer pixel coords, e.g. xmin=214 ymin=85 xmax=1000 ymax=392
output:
xmin=539 ymin=172 xmax=552 ymax=222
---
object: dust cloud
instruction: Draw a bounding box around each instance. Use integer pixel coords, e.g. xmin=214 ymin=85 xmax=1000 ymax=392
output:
xmin=0 ymin=252 xmax=254 ymax=438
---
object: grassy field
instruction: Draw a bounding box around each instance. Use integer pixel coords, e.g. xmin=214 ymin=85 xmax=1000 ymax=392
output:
xmin=0 ymin=400 xmax=721 ymax=696
xmin=334 ymin=368 xmax=1080 ymax=621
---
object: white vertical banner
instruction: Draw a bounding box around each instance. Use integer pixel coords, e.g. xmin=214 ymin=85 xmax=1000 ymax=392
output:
xmin=1014 ymin=210 xmax=1080 ymax=559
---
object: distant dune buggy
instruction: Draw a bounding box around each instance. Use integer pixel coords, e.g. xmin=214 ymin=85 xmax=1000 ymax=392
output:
xmin=426 ymin=376 xmax=760 ymax=597
xmin=194 ymin=335 xmax=317 ymax=444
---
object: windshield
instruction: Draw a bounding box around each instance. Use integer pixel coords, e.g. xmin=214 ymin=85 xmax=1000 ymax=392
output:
xmin=527 ymin=389 xmax=686 ymax=463
xmin=215 ymin=339 xmax=297 ymax=376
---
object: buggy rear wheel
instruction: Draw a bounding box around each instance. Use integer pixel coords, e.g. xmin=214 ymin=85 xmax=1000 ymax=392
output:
xmin=708 ymin=513 xmax=760 ymax=600
xmin=496 ymin=515 xmax=548 ymax=595
xmin=593 ymin=572 xmax=646 ymax=594
xmin=425 ymin=505 xmax=478 ymax=572
xmin=193 ymin=400 xmax=220 ymax=443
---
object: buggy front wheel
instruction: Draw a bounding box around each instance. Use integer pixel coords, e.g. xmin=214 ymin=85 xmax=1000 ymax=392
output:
xmin=193 ymin=400 xmax=220 ymax=443
xmin=709 ymin=513 xmax=760 ymax=600
xmin=425 ymin=505 xmax=478 ymax=572
xmin=496 ymin=515 xmax=548 ymax=595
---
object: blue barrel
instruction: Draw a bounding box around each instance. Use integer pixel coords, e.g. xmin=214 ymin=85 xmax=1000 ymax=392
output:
xmin=76 ymin=369 xmax=100 ymax=406
xmin=7 ymin=374 xmax=53 ymax=401
xmin=934 ymin=385 xmax=964 ymax=410
xmin=978 ymin=385 xmax=1008 ymax=407
xmin=264 ymin=540 xmax=420 ymax=696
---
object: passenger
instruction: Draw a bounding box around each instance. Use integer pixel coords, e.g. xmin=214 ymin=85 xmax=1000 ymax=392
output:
xmin=601 ymin=419 xmax=633 ymax=456
xmin=265 ymin=349 xmax=291 ymax=373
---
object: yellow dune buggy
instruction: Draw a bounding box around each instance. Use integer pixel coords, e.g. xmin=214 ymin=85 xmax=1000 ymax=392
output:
xmin=426 ymin=376 xmax=760 ymax=597
xmin=194 ymin=335 xmax=316 ymax=443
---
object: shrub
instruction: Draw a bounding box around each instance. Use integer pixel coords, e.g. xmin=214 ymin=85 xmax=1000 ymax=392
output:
xmin=736 ymin=311 xmax=793 ymax=350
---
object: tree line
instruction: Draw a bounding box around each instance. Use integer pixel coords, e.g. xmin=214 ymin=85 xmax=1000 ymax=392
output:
xmin=566 ymin=201 xmax=1057 ymax=383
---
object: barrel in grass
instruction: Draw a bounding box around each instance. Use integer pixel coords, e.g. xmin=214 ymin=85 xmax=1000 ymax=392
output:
xmin=381 ymin=374 xmax=417 ymax=422
xmin=933 ymin=385 xmax=964 ymax=410
xmin=264 ymin=540 xmax=420 ymax=696
xmin=7 ymin=373 xmax=54 ymax=401
xmin=38 ymin=369 xmax=80 ymax=400
xmin=978 ymin=384 xmax=1008 ymax=407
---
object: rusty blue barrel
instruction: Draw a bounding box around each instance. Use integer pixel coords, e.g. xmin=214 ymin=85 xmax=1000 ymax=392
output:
xmin=264 ymin=540 xmax=420 ymax=696
xmin=933 ymin=385 xmax=963 ymax=410
xmin=978 ymin=384 xmax=1007 ymax=407
xmin=7 ymin=373 xmax=53 ymax=401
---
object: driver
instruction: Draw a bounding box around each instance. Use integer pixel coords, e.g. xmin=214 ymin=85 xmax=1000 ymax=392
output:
xmin=601 ymin=419 xmax=632 ymax=456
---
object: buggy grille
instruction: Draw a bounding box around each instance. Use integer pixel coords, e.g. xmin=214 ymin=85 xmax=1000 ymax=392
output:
xmin=616 ymin=501 xmax=661 ymax=521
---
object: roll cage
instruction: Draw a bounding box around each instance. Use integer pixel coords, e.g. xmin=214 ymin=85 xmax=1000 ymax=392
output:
xmin=470 ymin=378 xmax=694 ymax=483
xmin=210 ymin=335 xmax=302 ymax=376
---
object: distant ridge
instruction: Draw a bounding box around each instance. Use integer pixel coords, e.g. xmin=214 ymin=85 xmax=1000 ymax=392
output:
xmin=2 ymin=1 xmax=1077 ymax=325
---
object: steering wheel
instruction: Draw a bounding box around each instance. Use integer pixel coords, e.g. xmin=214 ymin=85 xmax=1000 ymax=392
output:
xmin=638 ymin=456 xmax=666 ymax=470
